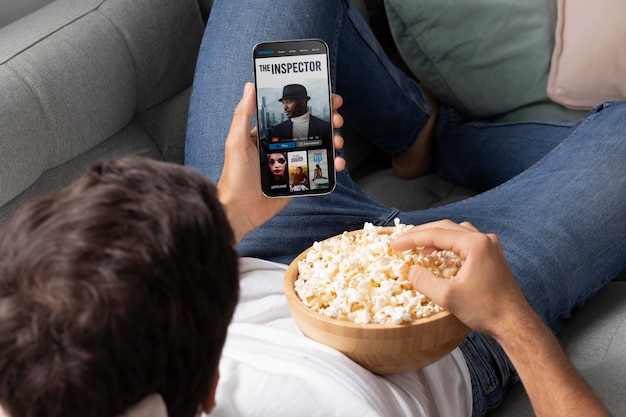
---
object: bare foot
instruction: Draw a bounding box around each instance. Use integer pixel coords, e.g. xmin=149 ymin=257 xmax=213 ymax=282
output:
xmin=391 ymin=85 xmax=439 ymax=179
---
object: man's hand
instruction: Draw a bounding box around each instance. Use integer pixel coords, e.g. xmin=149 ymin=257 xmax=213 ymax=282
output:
xmin=218 ymin=83 xmax=345 ymax=243
xmin=390 ymin=220 xmax=525 ymax=338
xmin=391 ymin=220 xmax=610 ymax=417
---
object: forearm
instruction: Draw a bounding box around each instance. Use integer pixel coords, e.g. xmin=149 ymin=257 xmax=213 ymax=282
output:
xmin=494 ymin=306 xmax=610 ymax=417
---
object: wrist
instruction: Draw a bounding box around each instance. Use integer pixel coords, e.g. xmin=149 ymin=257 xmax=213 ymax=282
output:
xmin=218 ymin=185 xmax=251 ymax=245
xmin=488 ymin=301 xmax=543 ymax=347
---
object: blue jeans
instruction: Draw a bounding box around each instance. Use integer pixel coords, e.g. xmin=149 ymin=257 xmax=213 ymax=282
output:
xmin=185 ymin=1 xmax=626 ymax=415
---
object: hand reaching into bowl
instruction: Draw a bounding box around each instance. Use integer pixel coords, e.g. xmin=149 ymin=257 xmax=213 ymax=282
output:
xmin=389 ymin=220 xmax=521 ymax=337
xmin=390 ymin=220 xmax=609 ymax=417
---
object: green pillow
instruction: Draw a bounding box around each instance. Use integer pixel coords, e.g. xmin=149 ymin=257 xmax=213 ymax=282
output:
xmin=384 ymin=0 xmax=585 ymax=121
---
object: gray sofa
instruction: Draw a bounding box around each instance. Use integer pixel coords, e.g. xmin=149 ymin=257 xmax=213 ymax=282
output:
xmin=0 ymin=0 xmax=206 ymax=224
xmin=1 ymin=0 xmax=624 ymax=416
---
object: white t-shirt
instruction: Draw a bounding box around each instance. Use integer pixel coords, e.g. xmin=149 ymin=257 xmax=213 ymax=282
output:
xmin=0 ymin=258 xmax=471 ymax=417
xmin=209 ymin=258 xmax=472 ymax=417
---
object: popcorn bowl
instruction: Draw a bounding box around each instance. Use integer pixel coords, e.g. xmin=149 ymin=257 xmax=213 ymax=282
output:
xmin=284 ymin=228 xmax=471 ymax=375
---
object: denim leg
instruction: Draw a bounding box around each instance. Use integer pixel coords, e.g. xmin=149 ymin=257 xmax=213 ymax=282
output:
xmin=185 ymin=0 xmax=430 ymax=264
xmin=399 ymin=102 xmax=626 ymax=416
xmin=434 ymin=106 xmax=583 ymax=192
xmin=185 ymin=0 xmax=430 ymax=184
xmin=417 ymin=102 xmax=626 ymax=331
xmin=459 ymin=332 xmax=517 ymax=417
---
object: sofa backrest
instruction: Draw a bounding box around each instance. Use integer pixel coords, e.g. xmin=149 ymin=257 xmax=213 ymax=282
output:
xmin=0 ymin=0 xmax=55 ymax=28
xmin=0 ymin=0 xmax=204 ymax=207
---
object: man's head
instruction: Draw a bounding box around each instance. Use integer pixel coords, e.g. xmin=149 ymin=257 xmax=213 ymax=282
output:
xmin=278 ymin=84 xmax=309 ymax=118
xmin=0 ymin=157 xmax=239 ymax=417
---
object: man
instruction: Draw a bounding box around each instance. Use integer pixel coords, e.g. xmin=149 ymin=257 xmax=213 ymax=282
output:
xmin=269 ymin=84 xmax=331 ymax=142
xmin=185 ymin=0 xmax=626 ymax=415
xmin=0 ymin=82 xmax=614 ymax=416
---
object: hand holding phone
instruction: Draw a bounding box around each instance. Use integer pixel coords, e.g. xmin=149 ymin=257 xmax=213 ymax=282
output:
xmin=253 ymin=39 xmax=336 ymax=197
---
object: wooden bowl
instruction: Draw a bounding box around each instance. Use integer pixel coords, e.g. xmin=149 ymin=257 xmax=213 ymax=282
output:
xmin=284 ymin=228 xmax=471 ymax=375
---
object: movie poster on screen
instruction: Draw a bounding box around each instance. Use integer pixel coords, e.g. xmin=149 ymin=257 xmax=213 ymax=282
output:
xmin=308 ymin=149 xmax=330 ymax=190
xmin=255 ymin=54 xmax=331 ymax=141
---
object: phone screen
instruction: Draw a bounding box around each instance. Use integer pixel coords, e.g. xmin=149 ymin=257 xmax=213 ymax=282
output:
xmin=253 ymin=39 xmax=336 ymax=197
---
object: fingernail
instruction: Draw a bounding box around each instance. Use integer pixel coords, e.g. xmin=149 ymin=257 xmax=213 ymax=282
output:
xmin=243 ymin=82 xmax=252 ymax=97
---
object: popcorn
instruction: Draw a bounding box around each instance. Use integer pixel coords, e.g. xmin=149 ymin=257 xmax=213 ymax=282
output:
xmin=294 ymin=219 xmax=464 ymax=325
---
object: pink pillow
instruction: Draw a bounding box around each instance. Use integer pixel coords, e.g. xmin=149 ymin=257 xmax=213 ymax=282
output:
xmin=547 ymin=0 xmax=626 ymax=110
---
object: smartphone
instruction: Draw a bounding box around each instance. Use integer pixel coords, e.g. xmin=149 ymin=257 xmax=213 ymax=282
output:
xmin=253 ymin=39 xmax=336 ymax=197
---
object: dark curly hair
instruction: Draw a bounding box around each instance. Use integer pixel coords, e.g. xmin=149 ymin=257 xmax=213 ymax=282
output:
xmin=0 ymin=157 xmax=239 ymax=417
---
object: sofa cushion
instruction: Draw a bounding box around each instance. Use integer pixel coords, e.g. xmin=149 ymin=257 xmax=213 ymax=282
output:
xmin=0 ymin=121 xmax=167 ymax=225
xmin=547 ymin=0 xmax=626 ymax=109
xmin=0 ymin=0 xmax=203 ymax=207
xmin=0 ymin=0 xmax=55 ymax=28
xmin=357 ymin=170 xmax=476 ymax=210
xmin=98 ymin=0 xmax=204 ymax=112
xmin=383 ymin=0 xmax=586 ymax=122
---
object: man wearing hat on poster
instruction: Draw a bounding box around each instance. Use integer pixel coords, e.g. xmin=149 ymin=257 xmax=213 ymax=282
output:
xmin=269 ymin=84 xmax=332 ymax=142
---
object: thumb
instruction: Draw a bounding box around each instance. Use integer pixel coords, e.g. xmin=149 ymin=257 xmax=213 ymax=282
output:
xmin=408 ymin=266 xmax=449 ymax=307
xmin=227 ymin=83 xmax=256 ymax=147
